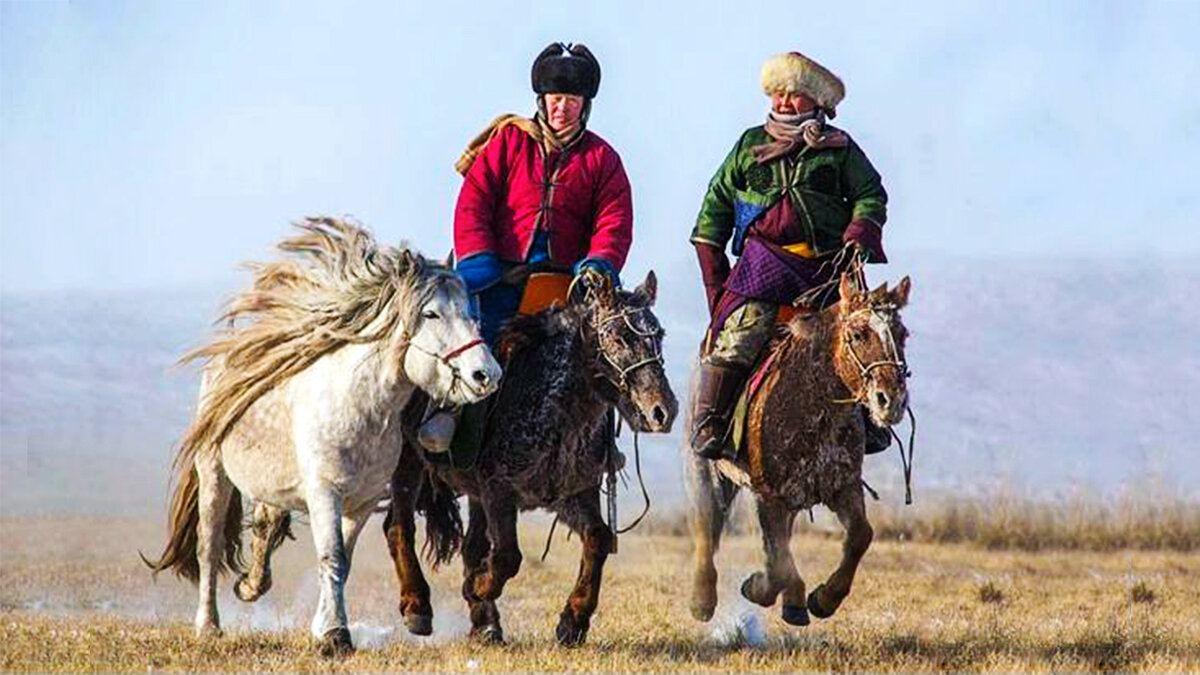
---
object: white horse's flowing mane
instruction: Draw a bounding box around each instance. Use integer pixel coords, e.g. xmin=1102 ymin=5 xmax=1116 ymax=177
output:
xmin=175 ymin=216 xmax=454 ymax=467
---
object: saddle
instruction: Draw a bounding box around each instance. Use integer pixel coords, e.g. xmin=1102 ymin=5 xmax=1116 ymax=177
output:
xmin=727 ymin=303 xmax=815 ymax=457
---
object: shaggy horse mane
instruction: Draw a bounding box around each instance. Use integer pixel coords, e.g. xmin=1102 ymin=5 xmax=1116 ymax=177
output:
xmin=174 ymin=216 xmax=455 ymax=470
xmin=493 ymin=286 xmax=651 ymax=363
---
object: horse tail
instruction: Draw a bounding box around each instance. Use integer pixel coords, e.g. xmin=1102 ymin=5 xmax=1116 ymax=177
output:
xmin=141 ymin=458 xmax=246 ymax=583
xmin=415 ymin=469 xmax=462 ymax=569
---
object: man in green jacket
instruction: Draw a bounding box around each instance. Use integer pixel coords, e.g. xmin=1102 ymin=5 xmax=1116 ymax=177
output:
xmin=690 ymin=51 xmax=891 ymax=460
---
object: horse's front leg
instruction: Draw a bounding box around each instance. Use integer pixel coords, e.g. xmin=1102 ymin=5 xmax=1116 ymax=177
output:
xmin=808 ymin=482 xmax=873 ymax=619
xmin=304 ymin=484 xmax=354 ymax=655
xmin=740 ymin=498 xmax=810 ymax=626
xmin=469 ymin=487 xmax=521 ymax=603
xmin=384 ymin=453 xmax=434 ymax=636
xmin=685 ymin=452 xmax=739 ymax=621
xmin=461 ymin=497 xmax=504 ymax=644
xmin=553 ymin=487 xmax=613 ymax=647
xmin=235 ymin=501 xmax=291 ymax=603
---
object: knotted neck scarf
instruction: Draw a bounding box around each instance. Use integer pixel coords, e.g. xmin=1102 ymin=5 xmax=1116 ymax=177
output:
xmin=751 ymin=108 xmax=849 ymax=164
xmin=535 ymin=97 xmax=590 ymax=154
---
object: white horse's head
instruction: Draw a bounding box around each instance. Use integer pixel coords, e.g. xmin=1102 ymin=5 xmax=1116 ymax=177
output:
xmin=402 ymin=273 xmax=501 ymax=406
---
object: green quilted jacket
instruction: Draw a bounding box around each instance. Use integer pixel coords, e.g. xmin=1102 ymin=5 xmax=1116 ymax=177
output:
xmin=691 ymin=125 xmax=887 ymax=258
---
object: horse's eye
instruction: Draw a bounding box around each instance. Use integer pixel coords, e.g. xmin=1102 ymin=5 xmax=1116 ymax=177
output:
xmin=422 ymin=310 xmax=440 ymax=320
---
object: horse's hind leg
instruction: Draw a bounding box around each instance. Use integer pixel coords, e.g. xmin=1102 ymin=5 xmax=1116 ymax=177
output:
xmin=384 ymin=460 xmax=434 ymax=637
xmin=808 ymin=483 xmax=873 ymax=619
xmin=553 ymin=488 xmax=613 ymax=647
xmin=461 ymin=498 xmax=503 ymax=644
xmin=235 ymin=501 xmax=291 ymax=603
xmin=194 ymin=455 xmax=236 ymax=636
xmin=740 ymin=498 xmax=810 ymax=626
xmin=686 ymin=452 xmax=738 ymax=621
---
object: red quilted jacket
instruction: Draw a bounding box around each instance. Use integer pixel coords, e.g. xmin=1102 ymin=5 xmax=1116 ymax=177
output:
xmin=453 ymin=124 xmax=633 ymax=271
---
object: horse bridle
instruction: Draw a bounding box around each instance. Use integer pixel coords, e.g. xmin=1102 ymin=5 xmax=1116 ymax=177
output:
xmin=841 ymin=303 xmax=910 ymax=401
xmin=592 ymin=306 xmax=665 ymax=392
xmin=405 ymin=336 xmax=489 ymax=399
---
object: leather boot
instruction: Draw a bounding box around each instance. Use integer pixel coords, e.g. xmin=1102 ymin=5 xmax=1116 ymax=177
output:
xmin=690 ymin=363 xmax=747 ymax=460
xmin=862 ymin=407 xmax=892 ymax=455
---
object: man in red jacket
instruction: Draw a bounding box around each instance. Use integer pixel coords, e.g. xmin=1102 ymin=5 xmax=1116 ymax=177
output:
xmin=419 ymin=42 xmax=635 ymax=453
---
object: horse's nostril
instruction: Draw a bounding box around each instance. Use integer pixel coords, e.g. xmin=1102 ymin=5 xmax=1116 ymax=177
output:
xmin=875 ymin=391 xmax=889 ymax=408
xmin=652 ymin=404 xmax=667 ymax=426
xmin=472 ymin=369 xmax=490 ymax=386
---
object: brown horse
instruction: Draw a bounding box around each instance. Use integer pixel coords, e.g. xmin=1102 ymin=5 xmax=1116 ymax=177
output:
xmin=385 ymin=272 xmax=678 ymax=646
xmin=687 ymin=272 xmax=911 ymax=626
xmin=231 ymin=272 xmax=677 ymax=647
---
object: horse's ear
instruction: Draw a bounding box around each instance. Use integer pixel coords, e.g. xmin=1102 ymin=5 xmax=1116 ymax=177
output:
xmin=838 ymin=273 xmax=860 ymax=307
xmin=634 ymin=270 xmax=657 ymax=305
xmin=892 ymin=276 xmax=912 ymax=307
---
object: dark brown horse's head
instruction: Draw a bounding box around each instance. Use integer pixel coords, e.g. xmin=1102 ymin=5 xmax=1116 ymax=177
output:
xmin=584 ymin=271 xmax=678 ymax=433
xmin=833 ymin=273 xmax=912 ymax=427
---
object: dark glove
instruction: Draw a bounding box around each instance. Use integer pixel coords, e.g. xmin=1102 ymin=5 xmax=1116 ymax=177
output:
xmin=842 ymin=219 xmax=887 ymax=263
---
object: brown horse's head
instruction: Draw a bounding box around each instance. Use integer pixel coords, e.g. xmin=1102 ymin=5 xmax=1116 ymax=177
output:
xmin=586 ymin=271 xmax=678 ymax=433
xmin=833 ymin=273 xmax=912 ymax=427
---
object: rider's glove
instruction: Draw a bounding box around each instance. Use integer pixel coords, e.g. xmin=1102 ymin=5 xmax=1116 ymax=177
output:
xmin=842 ymin=219 xmax=888 ymax=264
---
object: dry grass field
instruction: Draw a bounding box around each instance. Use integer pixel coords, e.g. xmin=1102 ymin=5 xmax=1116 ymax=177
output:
xmin=2 ymin=511 xmax=1199 ymax=673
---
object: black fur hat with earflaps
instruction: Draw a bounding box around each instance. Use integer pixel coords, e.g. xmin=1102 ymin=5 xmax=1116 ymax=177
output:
xmin=531 ymin=42 xmax=601 ymax=99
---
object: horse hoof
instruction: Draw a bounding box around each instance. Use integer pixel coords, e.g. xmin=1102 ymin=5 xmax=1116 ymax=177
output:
xmin=404 ymin=613 xmax=433 ymax=637
xmin=195 ymin=624 xmax=223 ymax=639
xmin=806 ymin=586 xmax=836 ymax=620
xmin=470 ymin=624 xmax=505 ymax=645
xmin=781 ymin=604 xmax=810 ymax=626
xmin=555 ymin=612 xmax=589 ymax=648
xmin=317 ymin=627 xmax=355 ymax=657
xmin=739 ymin=573 xmax=774 ymax=607
xmin=690 ymin=600 xmax=716 ymax=622
xmin=234 ymin=575 xmax=269 ymax=603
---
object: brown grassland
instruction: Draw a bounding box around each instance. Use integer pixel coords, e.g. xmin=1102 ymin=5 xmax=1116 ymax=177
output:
xmin=1 ymin=501 xmax=1199 ymax=674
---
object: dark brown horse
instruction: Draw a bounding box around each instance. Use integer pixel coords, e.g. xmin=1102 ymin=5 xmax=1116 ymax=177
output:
xmin=384 ymin=271 xmax=677 ymax=646
xmin=688 ymin=272 xmax=912 ymax=626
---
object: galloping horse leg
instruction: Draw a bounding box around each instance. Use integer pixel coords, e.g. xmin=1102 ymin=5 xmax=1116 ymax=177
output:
xmin=807 ymin=482 xmax=873 ymax=619
xmin=461 ymin=497 xmax=503 ymax=643
xmin=384 ymin=453 xmax=434 ymax=637
xmin=468 ymin=487 xmax=521 ymax=603
xmin=304 ymin=482 xmax=354 ymax=656
xmin=686 ymin=453 xmax=739 ymax=621
xmin=194 ymin=453 xmax=236 ymax=636
xmin=740 ymin=498 xmax=810 ymax=626
xmin=235 ymin=501 xmax=291 ymax=603
xmin=553 ymin=487 xmax=613 ymax=647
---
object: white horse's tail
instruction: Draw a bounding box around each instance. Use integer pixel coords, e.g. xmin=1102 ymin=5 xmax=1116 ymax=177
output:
xmin=141 ymin=459 xmax=245 ymax=584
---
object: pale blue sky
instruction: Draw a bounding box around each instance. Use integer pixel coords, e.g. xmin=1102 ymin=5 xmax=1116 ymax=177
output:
xmin=2 ymin=0 xmax=1197 ymax=292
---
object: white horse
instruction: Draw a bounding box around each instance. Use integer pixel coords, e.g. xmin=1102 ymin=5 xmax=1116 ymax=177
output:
xmin=143 ymin=218 xmax=500 ymax=654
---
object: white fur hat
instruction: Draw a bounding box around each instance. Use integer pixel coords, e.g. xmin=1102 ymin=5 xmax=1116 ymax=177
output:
xmin=760 ymin=52 xmax=845 ymax=117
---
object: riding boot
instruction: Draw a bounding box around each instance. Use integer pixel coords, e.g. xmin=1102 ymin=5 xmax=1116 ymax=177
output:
xmin=690 ymin=362 xmax=748 ymax=460
xmin=862 ymin=407 xmax=892 ymax=455
xmin=418 ymin=406 xmax=461 ymax=454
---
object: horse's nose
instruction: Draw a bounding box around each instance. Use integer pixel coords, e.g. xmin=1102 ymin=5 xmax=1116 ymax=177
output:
xmin=875 ymin=391 xmax=890 ymax=409
xmin=651 ymin=403 xmax=668 ymax=427
xmin=471 ymin=369 xmax=491 ymax=388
